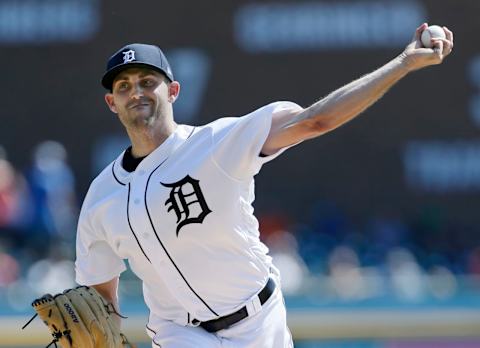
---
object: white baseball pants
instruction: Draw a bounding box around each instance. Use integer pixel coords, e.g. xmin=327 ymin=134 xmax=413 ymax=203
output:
xmin=147 ymin=287 xmax=294 ymax=348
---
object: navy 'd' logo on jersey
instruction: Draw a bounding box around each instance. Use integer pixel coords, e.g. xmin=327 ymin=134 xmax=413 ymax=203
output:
xmin=161 ymin=175 xmax=211 ymax=236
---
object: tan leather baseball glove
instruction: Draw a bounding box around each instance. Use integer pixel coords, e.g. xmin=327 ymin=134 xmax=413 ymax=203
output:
xmin=24 ymin=286 xmax=136 ymax=348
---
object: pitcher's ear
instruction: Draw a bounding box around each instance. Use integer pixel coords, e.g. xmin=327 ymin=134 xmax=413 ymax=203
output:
xmin=105 ymin=93 xmax=118 ymax=113
xmin=168 ymin=81 xmax=180 ymax=103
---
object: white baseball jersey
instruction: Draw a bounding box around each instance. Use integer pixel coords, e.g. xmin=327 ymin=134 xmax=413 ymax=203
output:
xmin=75 ymin=101 xmax=302 ymax=326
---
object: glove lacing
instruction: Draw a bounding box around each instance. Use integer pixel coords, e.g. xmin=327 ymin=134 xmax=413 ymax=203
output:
xmin=45 ymin=328 xmax=72 ymax=348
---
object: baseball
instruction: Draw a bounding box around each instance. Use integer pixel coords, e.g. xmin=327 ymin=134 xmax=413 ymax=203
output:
xmin=421 ymin=25 xmax=446 ymax=48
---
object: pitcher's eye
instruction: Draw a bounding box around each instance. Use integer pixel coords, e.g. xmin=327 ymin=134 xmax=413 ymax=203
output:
xmin=142 ymin=79 xmax=155 ymax=87
xmin=117 ymin=82 xmax=129 ymax=91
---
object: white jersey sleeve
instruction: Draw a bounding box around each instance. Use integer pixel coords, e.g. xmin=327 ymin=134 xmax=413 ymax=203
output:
xmin=211 ymin=101 xmax=303 ymax=180
xmin=75 ymin=185 xmax=126 ymax=286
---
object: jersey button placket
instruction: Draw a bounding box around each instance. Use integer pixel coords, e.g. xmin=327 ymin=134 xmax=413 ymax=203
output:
xmin=132 ymin=168 xmax=146 ymax=205
xmin=129 ymin=173 xmax=150 ymax=245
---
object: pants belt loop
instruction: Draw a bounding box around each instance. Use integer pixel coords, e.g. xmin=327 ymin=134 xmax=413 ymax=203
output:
xmin=245 ymin=293 xmax=263 ymax=317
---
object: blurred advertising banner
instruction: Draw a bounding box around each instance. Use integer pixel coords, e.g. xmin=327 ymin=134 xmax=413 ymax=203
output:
xmin=0 ymin=0 xmax=478 ymax=225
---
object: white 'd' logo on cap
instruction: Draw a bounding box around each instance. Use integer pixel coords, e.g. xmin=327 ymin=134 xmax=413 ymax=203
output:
xmin=123 ymin=50 xmax=136 ymax=63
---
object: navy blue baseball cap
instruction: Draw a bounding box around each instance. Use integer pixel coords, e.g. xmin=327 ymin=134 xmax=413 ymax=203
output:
xmin=102 ymin=43 xmax=174 ymax=90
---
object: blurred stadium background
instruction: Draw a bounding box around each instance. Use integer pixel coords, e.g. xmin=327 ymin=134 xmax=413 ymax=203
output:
xmin=1 ymin=0 xmax=480 ymax=347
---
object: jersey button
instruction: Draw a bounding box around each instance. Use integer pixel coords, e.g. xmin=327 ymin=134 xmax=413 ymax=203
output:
xmin=138 ymin=169 xmax=146 ymax=176
xmin=134 ymin=198 xmax=141 ymax=205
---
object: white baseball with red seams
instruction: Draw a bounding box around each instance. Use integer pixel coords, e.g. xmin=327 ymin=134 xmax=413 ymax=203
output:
xmin=421 ymin=25 xmax=446 ymax=48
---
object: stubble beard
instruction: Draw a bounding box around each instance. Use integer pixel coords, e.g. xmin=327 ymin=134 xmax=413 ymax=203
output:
xmin=124 ymin=103 xmax=161 ymax=130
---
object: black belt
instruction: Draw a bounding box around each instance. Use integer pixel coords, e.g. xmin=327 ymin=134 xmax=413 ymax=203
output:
xmin=198 ymin=278 xmax=276 ymax=333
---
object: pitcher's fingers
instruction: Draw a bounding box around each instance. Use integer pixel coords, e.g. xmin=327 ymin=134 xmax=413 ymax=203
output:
xmin=414 ymin=23 xmax=428 ymax=41
xmin=443 ymin=26 xmax=453 ymax=45
xmin=432 ymin=39 xmax=444 ymax=59
xmin=431 ymin=38 xmax=452 ymax=56
xmin=439 ymin=38 xmax=453 ymax=53
xmin=443 ymin=42 xmax=453 ymax=56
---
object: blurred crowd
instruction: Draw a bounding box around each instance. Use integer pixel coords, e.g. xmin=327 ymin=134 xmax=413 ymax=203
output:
xmin=0 ymin=141 xmax=78 ymax=311
xmin=261 ymin=203 xmax=480 ymax=303
xmin=1 ymin=141 xmax=480 ymax=314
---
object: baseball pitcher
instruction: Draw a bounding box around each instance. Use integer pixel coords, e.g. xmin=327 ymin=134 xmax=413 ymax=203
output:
xmin=27 ymin=23 xmax=453 ymax=347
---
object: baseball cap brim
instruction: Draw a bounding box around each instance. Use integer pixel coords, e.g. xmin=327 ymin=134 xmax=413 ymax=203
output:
xmin=101 ymin=62 xmax=173 ymax=90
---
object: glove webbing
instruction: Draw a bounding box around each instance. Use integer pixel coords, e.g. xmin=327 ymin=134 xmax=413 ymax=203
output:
xmin=22 ymin=313 xmax=65 ymax=348
xmin=23 ymin=295 xmax=77 ymax=348
xmin=22 ymin=306 xmax=73 ymax=348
